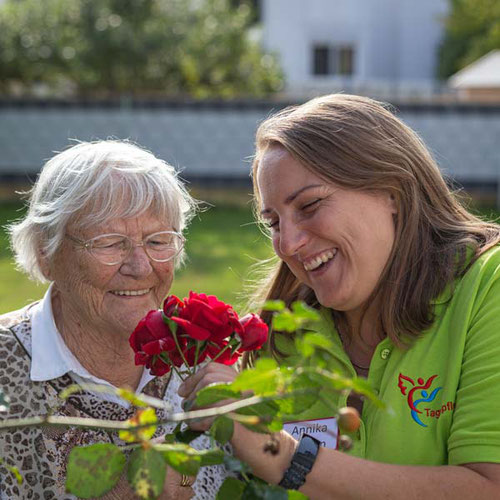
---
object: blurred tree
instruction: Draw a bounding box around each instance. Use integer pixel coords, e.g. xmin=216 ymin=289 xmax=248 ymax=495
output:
xmin=438 ymin=0 xmax=500 ymax=78
xmin=0 ymin=0 xmax=283 ymax=97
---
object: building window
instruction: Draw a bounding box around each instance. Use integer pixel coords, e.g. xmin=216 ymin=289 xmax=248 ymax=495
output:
xmin=312 ymin=45 xmax=354 ymax=76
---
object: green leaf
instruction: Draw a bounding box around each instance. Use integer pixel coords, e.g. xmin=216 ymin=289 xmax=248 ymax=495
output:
xmin=222 ymin=455 xmax=251 ymax=474
xmin=174 ymin=427 xmax=204 ymax=445
xmin=242 ymin=479 xmax=288 ymax=499
xmin=231 ymin=358 xmax=280 ymax=395
xmin=262 ymin=300 xmax=286 ymax=311
xmin=163 ymin=433 xmax=176 ymax=444
xmin=155 ymin=443 xmax=202 ymax=476
xmin=127 ymin=448 xmax=166 ymax=500
xmin=211 ymin=416 xmax=235 ymax=445
xmin=272 ymin=310 xmax=298 ymax=333
xmin=66 ymin=444 xmax=126 ymax=498
xmin=0 ymin=390 xmax=10 ymax=412
xmin=295 ymin=332 xmax=333 ymax=358
xmin=116 ymin=388 xmax=148 ymax=407
xmin=236 ymin=400 xmax=283 ymax=433
xmin=216 ymin=477 xmax=246 ymax=500
xmin=291 ymin=301 xmax=321 ymax=322
xmin=287 ymin=490 xmax=308 ymax=499
xmin=277 ymin=374 xmax=320 ymax=418
xmin=119 ymin=407 xmax=158 ymax=443
xmin=197 ymin=448 xmax=225 ymax=467
xmin=195 ymin=384 xmax=242 ymax=407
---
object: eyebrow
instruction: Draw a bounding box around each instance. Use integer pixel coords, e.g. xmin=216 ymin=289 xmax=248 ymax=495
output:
xmin=260 ymin=184 xmax=323 ymax=215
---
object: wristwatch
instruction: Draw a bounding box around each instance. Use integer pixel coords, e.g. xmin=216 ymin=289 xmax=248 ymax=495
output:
xmin=278 ymin=434 xmax=321 ymax=490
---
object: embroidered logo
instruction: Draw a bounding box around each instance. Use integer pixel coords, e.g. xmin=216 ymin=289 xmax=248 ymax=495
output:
xmin=398 ymin=373 xmax=442 ymax=427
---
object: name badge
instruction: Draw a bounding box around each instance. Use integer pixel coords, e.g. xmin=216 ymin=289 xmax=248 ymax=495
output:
xmin=283 ymin=417 xmax=338 ymax=449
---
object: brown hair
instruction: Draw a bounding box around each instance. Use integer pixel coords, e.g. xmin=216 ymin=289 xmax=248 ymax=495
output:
xmin=249 ymin=94 xmax=500 ymax=357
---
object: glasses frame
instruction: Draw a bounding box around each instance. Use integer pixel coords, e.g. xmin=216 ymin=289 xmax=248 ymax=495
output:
xmin=65 ymin=230 xmax=185 ymax=266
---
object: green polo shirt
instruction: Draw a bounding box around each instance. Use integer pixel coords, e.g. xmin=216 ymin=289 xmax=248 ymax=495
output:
xmin=277 ymin=245 xmax=500 ymax=465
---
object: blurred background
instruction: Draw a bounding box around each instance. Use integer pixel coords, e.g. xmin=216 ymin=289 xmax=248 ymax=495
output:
xmin=0 ymin=0 xmax=499 ymax=313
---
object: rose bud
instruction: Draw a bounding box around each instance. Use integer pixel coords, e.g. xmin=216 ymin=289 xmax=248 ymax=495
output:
xmin=163 ymin=295 xmax=184 ymax=317
xmin=338 ymin=434 xmax=353 ymax=452
xmin=337 ymin=406 xmax=361 ymax=433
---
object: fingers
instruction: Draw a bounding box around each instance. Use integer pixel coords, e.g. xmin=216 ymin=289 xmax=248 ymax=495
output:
xmin=178 ymin=364 xmax=238 ymax=433
xmin=178 ymin=363 xmax=238 ymax=399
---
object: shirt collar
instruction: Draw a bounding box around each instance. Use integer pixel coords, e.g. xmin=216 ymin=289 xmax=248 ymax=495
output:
xmin=30 ymin=284 xmax=154 ymax=398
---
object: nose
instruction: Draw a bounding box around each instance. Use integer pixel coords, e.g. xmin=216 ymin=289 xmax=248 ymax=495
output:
xmin=120 ymin=244 xmax=153 ymax=277
xmin=276 ymin=220 xmax=308 ymax=257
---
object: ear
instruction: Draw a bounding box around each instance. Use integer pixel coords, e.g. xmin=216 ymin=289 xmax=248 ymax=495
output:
xmin=38 ymin=246 xmax=53 ymax=281
xmin=388 ymin=192 xmax=398 ymax=215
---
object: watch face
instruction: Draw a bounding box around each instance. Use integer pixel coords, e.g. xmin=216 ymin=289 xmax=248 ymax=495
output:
xmin=295 ymin=435 xmax=320 ymax=468
xmin=302 ymin=435 xmax=321 ymax=455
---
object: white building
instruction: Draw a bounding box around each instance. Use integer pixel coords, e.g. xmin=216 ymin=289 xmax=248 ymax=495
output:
xmin=261 ymin=0 xmax=449 ymax=100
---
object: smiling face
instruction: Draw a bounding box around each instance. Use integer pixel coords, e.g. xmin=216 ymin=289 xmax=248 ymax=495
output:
xmin=43 ymin=209 xmax=175 ymax=340
xmin=257 ymin=147 xmax=397 ymax=317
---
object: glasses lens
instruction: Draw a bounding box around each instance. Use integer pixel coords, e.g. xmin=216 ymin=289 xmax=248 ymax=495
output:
xmin=90 ymin=235 xmax=129 ymax=265
xmin=145 ymin=231 xmax=183 ymax=262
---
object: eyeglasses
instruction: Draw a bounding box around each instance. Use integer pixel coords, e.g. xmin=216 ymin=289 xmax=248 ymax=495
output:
xmin=66 ymin=231 xmax=185 ymax=266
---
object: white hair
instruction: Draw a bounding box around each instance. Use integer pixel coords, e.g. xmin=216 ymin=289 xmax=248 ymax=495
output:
xmin=8 ymin=140 xmax=196 ymax=282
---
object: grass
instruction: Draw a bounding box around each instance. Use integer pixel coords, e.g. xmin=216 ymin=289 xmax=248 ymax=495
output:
xmin=0 ymin=197 xmax=274 ymax=314
xmin=1 ymin=194 xmax=498 ymax=315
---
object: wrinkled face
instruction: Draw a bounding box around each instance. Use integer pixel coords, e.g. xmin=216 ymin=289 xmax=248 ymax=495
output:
xmin=257 ymin=147 xmax=397 ymax=317
xmin=43 ymin=210 xmax=175 ymax=339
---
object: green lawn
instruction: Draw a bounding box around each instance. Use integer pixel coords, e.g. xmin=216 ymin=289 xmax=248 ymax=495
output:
xmin=0 ymin=198 xmax=274 ymax=314
xmin=1 ymin=197 xmax=498 ymax=315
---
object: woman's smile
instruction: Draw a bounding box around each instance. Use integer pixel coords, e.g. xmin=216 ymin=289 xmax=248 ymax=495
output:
xmin=302 ymin=248 xmax=338 ymax=272
xmin=257 ymin=146 xmax=397 ymax=314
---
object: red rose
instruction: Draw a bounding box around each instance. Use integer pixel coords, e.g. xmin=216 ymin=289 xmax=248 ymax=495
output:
xmin=183 ymin=344 xmax=209 ymax=367
xmin=238 ymin=314 xmax=269 ymax=351
xmin=207 ymin=341 xmax=240 ymax=365
xmin=129 ymin=310 xmax=183 ymax=376
xmin=148 ymin=356 xmax=171 ymax=376
xmin=163 ymin=295 xmax=184 ymax=317
xmin=170 ymin=292 xmax=242 ymax=343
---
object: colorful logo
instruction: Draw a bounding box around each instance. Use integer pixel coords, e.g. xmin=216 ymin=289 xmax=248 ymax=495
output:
xmin=398 ymin=373 xmax=442 ymax=427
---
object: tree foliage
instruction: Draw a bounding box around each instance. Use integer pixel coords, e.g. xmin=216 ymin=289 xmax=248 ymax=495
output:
xmin=438 ymin=0 xmax=500 ymax=78
xmin=0 ymin=0 xmax=283 ymax=97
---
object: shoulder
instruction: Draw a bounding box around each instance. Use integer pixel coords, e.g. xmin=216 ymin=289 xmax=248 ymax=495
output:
xmin=0 ymin=305 xmax=34 ymax=379
xmin=0 ymin=303 xmax=35 ymax=331
xmin=457 ymin=245 xmax=500 ymax=295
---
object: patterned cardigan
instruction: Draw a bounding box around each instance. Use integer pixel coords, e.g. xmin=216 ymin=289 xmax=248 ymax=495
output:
xmin=0 ymin=305 xmax=228 ymax=499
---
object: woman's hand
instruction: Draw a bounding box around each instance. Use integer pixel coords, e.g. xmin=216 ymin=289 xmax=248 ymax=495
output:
xmin=178 ymin=363 xmax=239 ymax=431
xmin=178 ymin=363 xmax=299 ymax=485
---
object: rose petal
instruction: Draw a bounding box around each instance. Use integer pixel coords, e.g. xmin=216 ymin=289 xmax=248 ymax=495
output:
xmin=171 ymin=316 xmax=211 ymax=340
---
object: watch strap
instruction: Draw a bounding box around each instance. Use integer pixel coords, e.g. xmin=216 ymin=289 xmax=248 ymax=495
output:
xmin=278 ymin=434 xmax=321 ymax=490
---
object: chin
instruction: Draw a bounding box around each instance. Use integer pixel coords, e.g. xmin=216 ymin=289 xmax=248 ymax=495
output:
xmin=110 ymin=314 xmax=144 ymax=338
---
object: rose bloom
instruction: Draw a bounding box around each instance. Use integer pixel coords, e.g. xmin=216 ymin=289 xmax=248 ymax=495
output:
xmin=129 ymin=309 xmax=184 ymax=376
xmin=238 ymin=314 xmax=268 ymax=351
xmin=168 ymin=292 xmax=243 ymax=343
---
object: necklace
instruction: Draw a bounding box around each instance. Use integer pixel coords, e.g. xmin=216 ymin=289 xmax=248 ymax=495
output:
xmin=337 ymin=330 xmax=371 ymax=371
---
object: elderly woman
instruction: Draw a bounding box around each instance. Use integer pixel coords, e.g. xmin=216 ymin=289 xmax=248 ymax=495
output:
xmin=179 ymin=94 xmax=500 ymax=499
xmin=0 ymin=141 xmax=226 ymax=499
